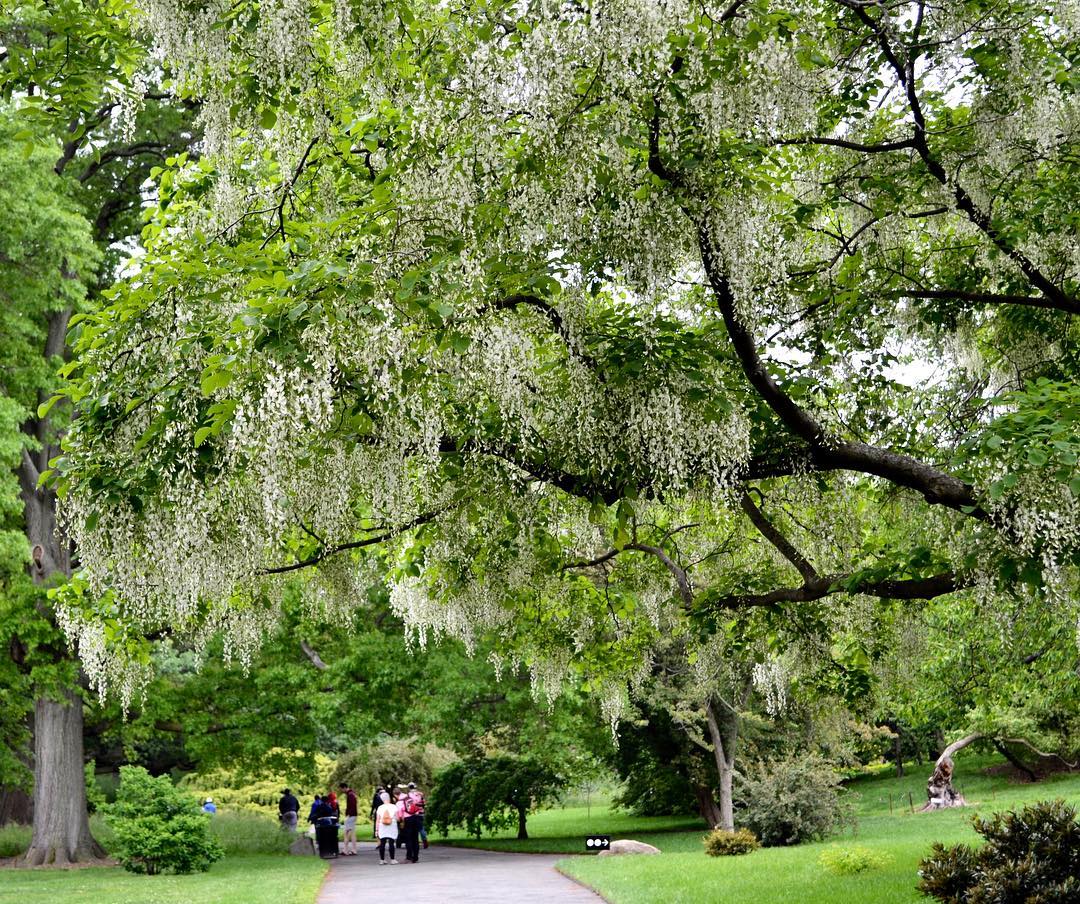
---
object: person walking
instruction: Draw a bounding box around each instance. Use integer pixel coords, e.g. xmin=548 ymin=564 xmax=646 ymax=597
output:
xmin=375 ymin=791 xmax=399 ymax=865
xmin=407 ymin=782 xmax=428 ymax=849
xmin=339 ymin=783 xmax=359 ymax=855
xmin=279 ymin=788 xmax=300 ymax=832
xmin=400 ymin=786 xmax=422 ymax=863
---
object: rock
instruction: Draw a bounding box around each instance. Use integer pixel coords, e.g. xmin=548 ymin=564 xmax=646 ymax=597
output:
xmin=596 ymin=839 xmax=661 ymax=857
xmin=289 ymin=835 xmax=316 ymax=856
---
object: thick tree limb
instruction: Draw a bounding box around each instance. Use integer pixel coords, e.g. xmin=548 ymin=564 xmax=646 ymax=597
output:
xmin=300 ymin=640 xmax=328 ymax=671
xmin=707 ymin=569 xmax=964 ymax=610
xmin=738 ymin=489 xmax=818 ymax=582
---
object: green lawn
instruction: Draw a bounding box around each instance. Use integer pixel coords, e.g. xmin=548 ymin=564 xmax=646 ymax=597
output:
xmin=557 ymin=755 xmax=1080 ymax=904
xmin=434 ymin=798 xmax=705 ymax=853
xmin=0 ymin=854 xmax=327 ymax=904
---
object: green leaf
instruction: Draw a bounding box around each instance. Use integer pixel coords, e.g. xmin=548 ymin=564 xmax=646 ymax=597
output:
xmin=194 ymin=426 xmax=213 ymax=448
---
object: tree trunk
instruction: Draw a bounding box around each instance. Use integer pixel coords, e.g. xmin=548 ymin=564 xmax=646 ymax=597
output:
xmin=920 ymin=732 xmax=979 ymax=812
xmin=0 ymin=788 xmax=33 ymax=826
xmin=693 ymin=784 xmax=722 ymax=827
xmin=516 ymin=806 xmax=528 ymax=840
xmin=23 ymin=689 xmax=105 ymax=865
xmin=993 ymin=740 xmax=1037 ymax=783
xmin=705 ymin=696 xmax=741 ymax=831
xmin=18 ymin=460 xmax=103 ymax=864
xmin=894 ymin=732 xmax=904 ymax=778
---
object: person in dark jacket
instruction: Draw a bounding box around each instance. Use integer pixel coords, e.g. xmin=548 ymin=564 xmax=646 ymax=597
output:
xmin=308 ymin=794 xmax=333 ymax=824
xmin=279 ymin=788 xmax=300 ymax=832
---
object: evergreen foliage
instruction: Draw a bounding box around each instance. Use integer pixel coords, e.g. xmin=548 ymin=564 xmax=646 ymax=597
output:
xmin=703 ymin=827 xmax=760 ymax=856
xmin=919 ymin=799 xmax=1080 ymax=903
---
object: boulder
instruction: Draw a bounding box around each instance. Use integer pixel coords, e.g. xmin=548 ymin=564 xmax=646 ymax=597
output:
xmin=597 ymin=839 xmax=661 ymax=857
xmin=289 ymin=835 xmax=316 ymax=856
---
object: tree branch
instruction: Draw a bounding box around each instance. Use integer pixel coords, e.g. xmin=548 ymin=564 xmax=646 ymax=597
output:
xmin=776 ymin=135 xmax=917 ymax=154
xmin=738 ymin=489 xmax=818 ymax=581
xmin=261 ymin=509 xmax=441 ymax=575
xmin=706 ymin=569 xmax=964 ymax=610
xmin=300 ymin=640 xmax=328 ymax=671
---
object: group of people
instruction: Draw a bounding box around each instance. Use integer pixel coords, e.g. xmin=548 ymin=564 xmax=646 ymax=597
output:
xmin=370 ymin=782 xmax=427 ymax=864
xmin=276 ymin=781 xmax=428 ymax=864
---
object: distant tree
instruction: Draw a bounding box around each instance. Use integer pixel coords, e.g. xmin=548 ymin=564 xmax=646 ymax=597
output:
xmin=430 ymin=755 xmax=566 ymax=840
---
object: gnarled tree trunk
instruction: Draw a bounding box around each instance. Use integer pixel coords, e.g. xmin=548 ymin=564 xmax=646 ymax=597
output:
xmin=920 ymin=732 xmax=979 ymax=811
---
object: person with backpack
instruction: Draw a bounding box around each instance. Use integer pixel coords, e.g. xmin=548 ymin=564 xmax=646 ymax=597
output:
xmin=399 ymin=784 xmax=423 ymax=862
xmin=406 ymin=782 xmax=428 ymax=849
xmin=370 ymin=786 xmax=386 ymax=839
xmin=375 ymin=791 xmax=399 ymax=864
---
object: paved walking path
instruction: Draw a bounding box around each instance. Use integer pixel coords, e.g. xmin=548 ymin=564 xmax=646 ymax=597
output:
xmin=317 ymin=842 xmax=604 ymax=903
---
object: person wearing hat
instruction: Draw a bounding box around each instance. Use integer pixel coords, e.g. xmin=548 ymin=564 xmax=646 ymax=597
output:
xmin=202 ymin=796 xmax=217 ymax=815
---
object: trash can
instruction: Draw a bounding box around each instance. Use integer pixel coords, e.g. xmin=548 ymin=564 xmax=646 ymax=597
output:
xmin=315 ymin=817 xmax=339 ymax=858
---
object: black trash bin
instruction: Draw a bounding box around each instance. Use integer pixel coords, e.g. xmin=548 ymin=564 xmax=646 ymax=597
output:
xmin=315 ymin=817 xmax=339 ymax=859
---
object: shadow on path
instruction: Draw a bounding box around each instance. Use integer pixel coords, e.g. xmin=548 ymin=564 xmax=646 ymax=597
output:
xmin=317 ymin=842 xmax=603 ymax=903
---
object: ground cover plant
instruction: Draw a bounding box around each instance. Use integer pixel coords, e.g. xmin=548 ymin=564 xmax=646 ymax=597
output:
xmin=704 ymin=828 xmax=760 ymax=856
xmin=558 ymin=755 xmax=1080 ymax=904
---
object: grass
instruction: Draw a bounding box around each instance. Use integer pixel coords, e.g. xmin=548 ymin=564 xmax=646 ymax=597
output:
xmin=556 ymin=754 xmax=1080 ymax=904
xmin=0 ymin=854 xmax=326 ymax=904
xmin=434 ymin=799 xmax=704 ymax=854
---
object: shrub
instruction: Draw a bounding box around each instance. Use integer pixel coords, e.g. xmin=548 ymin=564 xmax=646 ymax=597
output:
xmin=0 ymin=823 xmax=31 ymax=858
xmin=919 ymin=799 xmax=1080 ymax=903
xmin=106 ymin=765 xmax=223 ymax=875
xmin=819 ymin=844 xmax=892 ymax=875
xmin=329 ymin=737 xmax=456 ymax=797
xmin=737 ymin=754 xmax=853 ymax=847
xmin=704 ymin=828 xmax=760 ymax=856
xmin=178 ymin=751 xmax=335 ymax=819
xmin=429 ymin=754 xmax=566 ymax=839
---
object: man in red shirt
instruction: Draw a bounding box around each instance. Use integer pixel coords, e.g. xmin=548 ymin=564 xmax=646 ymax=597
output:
xmin=339 ymin=783 xmax=360 ymax=855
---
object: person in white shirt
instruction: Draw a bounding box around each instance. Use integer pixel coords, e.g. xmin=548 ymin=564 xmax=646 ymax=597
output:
xmin=374 ymin=791 xmax=399 ymax=864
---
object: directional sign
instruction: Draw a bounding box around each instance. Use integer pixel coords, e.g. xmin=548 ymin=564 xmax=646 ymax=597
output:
xmin=585 ymin=835 xmax=611 ymax=852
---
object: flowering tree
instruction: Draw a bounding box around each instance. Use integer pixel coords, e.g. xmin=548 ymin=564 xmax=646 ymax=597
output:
xmin=38 ymin=0 xmax=1080 ymax=788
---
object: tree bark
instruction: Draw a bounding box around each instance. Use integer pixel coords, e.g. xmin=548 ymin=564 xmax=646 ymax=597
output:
xmin=17 ymin=460 xmax=103 ymax=864
xmin=23 ymin=689 xmax=105 ymax=865
xmin=516 ymin=806 xmax=528 ymax=840
xmin=920 ymin=732 xmax=980 ymax=811
xmin=993 ymin=741 xmax=1037 ymax=783
xmin=705 ymin=696 xmax=740 ymax=831
xmin=693 ymin=784 xmax=722 ymax=828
